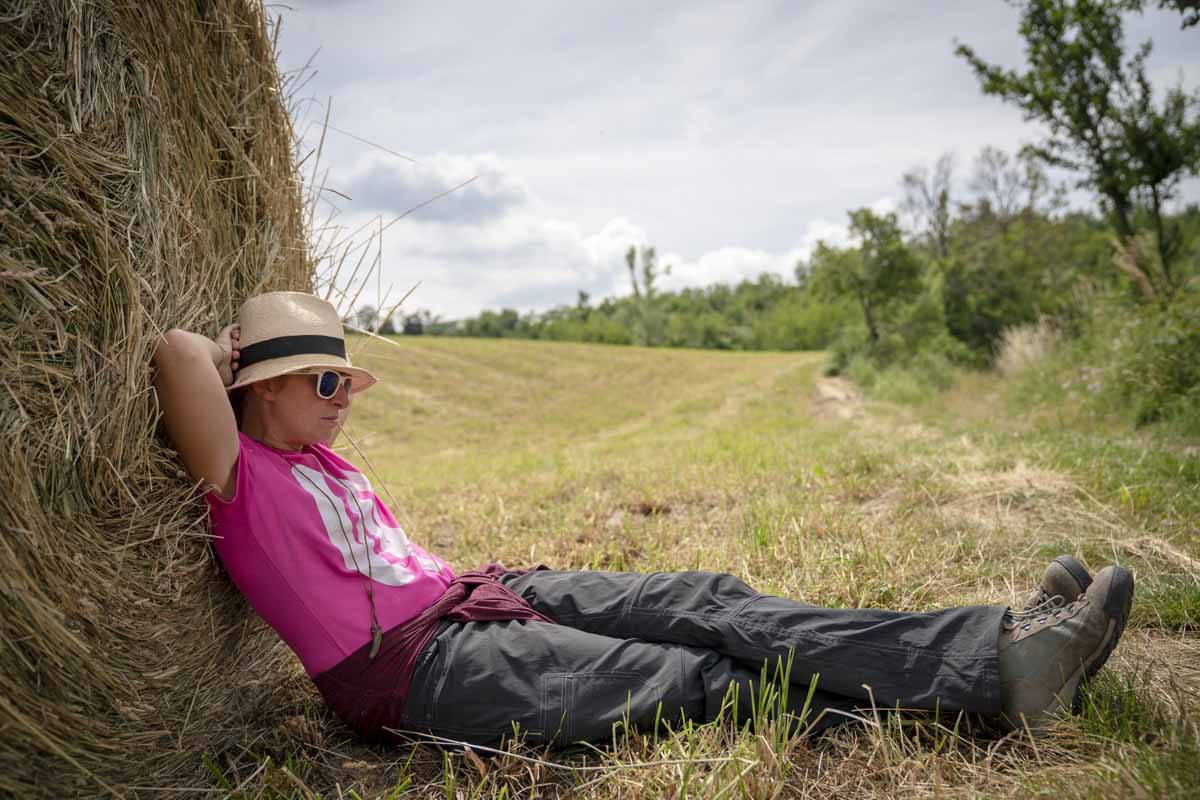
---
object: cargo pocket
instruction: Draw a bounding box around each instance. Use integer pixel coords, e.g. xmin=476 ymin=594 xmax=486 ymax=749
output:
xmin=540 ymin=671 xmax=663 ymax=744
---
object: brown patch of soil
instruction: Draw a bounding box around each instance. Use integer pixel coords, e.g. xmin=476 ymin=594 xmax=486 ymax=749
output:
xmin=812 ymin=376 xmax=862 ymax=420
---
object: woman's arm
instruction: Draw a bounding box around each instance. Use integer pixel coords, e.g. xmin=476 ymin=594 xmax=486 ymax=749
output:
xmin=152 ymin=325 xmax=240 ymax=498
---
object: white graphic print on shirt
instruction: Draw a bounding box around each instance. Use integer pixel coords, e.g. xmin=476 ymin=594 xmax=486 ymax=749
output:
xmin=291 ymin=463 xmax=439 ymax=585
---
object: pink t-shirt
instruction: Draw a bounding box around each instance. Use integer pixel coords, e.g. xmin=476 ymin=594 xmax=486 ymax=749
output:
xmin=206 ymin=433 xmax=455 ymax=676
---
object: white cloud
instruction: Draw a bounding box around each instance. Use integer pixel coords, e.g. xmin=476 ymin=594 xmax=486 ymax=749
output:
xmin=338 ymin=152 xmax=530 ymax=224
xmin=656 ymin=247 xmax=802 ymax=292
xmin=800 ymin=219 xmax=853 ymax=251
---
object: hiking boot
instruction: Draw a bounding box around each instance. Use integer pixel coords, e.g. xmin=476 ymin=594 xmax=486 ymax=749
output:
xmin=999 ymin=564 xmax=1134 ymax=730
xmin=1022 ymin=555 xmax=1092 ymax=612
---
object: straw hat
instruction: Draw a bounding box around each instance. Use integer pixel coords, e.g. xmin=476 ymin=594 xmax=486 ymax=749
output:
xmin=226 ymin=291 xmax=377 ymax=393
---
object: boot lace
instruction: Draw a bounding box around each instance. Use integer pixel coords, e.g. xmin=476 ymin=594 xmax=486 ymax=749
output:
xmin=1023 ymin=586 xmax=1058 ymax=611
xmin=1003 ymin=595 xmax=1086 ymax=632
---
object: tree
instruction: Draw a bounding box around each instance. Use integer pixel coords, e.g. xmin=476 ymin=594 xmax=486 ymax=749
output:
xmin=901 ymin=152 xmax=956 ymax=259
xmin=815 ymin=209 xmax=924 ymax=343
xmin=625 ymin=245 xmax=664 ymax=299
xmin=461 ymin=308 xmax=523 ymax=338
xmin=1157 ymin=0 xmax=1199 ymax=28
xmin=955 ymin=0 xmax=1200 ymax=294
xmin=968 ymin=145 xmax=1050 ymax=223
xmin=353 ymin=305 xmax=379 ymax=332
xmin=623 ymin=245 xmax=670 ymax=345
xmin=402 ymin=310 xmax=440 ymax=335
xmin=625 ymin=246 xmax=642 ymax=300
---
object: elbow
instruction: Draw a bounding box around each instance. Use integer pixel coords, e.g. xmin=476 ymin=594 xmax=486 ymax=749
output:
xmin=152 ymin=328 xmax=198 ymax=374
xmin=163 ymin=327 xmax=190 ymax=346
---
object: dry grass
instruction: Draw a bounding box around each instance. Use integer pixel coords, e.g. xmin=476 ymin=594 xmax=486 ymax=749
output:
xmin=1 ymin=1 xmax=313 ymax=796
xmin=994 ymin=319 xmax=1061 ymax=378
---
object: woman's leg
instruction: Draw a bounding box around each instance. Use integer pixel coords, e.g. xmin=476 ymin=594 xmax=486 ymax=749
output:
xmin=499 ymin=570 xmax=1006 ymax=713
xmin=398 ymin=618 xmax=858 ymax=748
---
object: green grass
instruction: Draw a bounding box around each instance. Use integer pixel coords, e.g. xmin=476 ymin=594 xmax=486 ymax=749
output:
xmin=213 ymin=336 xmax=1199 ymax=798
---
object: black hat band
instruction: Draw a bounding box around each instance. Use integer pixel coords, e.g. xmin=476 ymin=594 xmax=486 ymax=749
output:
xmin=237 ymin=334 xmax=347 ymax=370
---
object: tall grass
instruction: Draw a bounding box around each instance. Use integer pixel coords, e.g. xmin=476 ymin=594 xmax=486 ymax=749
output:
xmin=994 ymin=319 xmax=1062 ymax=378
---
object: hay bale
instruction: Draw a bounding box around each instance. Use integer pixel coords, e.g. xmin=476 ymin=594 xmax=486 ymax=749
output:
xmin=1 ymin=1 xmax=313 ymax=794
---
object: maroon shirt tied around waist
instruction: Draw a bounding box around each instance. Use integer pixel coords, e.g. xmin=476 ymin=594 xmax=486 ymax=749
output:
xmin=313 ymin=564 xmax=553 ymax=740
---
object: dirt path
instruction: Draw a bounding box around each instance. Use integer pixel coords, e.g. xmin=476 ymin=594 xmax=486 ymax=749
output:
xmin=811 ymin=376 xmax=863 ymax=420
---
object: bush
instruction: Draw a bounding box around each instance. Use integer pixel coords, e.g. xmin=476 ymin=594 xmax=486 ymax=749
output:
xmin=825 ymin=279 xmax=971 ymax=391
xmin=1119 ymin=283 xmax=1200 ymax=430
xmin=824 ymin=322 xmax=871 ymax=376
xmin=752 ymin=293 xmax=857 ymax=351
xmin=941 ymin=213 xmax=1111 ymax=359
xmin=1036 ymin=280 xmax=1200 ymax=434
xmin=844 ymin=347 xmax=960 ymax=404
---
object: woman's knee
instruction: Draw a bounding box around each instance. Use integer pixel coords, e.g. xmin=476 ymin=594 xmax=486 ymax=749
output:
xmin=634 ymin=571 xmax=760 ymax=616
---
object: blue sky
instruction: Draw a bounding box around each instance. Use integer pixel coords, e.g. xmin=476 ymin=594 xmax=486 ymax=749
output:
xmin=274 ymin=1 xmax=1200 ymax=319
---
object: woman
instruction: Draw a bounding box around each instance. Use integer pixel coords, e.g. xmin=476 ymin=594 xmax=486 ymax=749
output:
xmin=152 ymin=291 xmax=1134 ymax=747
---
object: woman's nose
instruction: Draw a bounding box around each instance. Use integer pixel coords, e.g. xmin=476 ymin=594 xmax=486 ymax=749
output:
xmin=332 ymin=383 xmax=351 ymax=408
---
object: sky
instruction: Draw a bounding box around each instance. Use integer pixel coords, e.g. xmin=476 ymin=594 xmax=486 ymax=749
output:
xmin=272 ymin=1 xmax=1200 ymax=321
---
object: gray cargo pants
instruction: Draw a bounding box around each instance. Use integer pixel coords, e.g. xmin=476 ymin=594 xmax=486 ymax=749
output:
xmin=399 ymin=570 xmax=1007 ymax=747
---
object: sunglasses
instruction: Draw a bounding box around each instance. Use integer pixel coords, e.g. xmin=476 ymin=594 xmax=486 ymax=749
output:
xmin=304 ymin=369 xmax=353 ymax=399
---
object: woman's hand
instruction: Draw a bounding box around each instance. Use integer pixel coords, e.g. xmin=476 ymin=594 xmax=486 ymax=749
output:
xmin=214 ymin=324 xmax=241 ymax=387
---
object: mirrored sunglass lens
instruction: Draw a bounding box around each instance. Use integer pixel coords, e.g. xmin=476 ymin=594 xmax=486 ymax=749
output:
xmin=317 ymin=371 xmax=340 ymax=397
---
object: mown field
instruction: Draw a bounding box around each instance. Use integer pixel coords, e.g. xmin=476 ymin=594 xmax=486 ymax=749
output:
xmin=225 ymin=335 xmax=1200 ymax=799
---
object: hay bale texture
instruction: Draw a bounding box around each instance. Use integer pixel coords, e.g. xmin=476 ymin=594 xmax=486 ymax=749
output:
xmin=1 ymin=1 xmax=314 ymax=794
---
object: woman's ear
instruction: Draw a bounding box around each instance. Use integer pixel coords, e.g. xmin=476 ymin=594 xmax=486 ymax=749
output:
xmin=248 ymin=377 xmax=280 ymax=402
